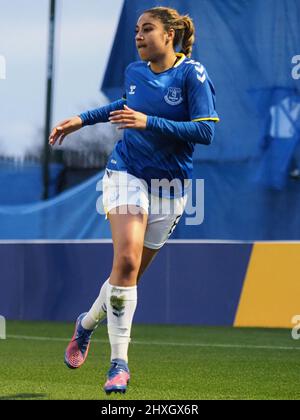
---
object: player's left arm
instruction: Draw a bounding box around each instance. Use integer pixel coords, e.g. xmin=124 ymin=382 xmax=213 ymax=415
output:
xmin=109 ymin=105 xmax=215 ymax=145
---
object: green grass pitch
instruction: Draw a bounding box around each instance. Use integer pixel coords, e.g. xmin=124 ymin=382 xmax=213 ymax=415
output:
xmin=0 ymin=321 xmax=300 ymax=400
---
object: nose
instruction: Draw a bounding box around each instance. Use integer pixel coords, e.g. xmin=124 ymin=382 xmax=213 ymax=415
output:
xmin=135 ymin=32 xmax=144 ymax=41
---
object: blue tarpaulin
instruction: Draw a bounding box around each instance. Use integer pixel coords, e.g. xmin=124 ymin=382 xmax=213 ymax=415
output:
xmin=1 ymin=161 xmax=300 ymax=240
xmin=0 ymin=161 xmax=64 ymax=205
xmin=0 ymin=0 xmax=299 ymax=240
xmin=102 ymin=0 xmax=300 ymax=161
xmin=0 ymin=170 xmax=110 ymax=240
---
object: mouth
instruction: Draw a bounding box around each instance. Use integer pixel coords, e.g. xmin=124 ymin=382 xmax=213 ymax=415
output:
xmin=137 ymin=44 xmax=147 ymax=50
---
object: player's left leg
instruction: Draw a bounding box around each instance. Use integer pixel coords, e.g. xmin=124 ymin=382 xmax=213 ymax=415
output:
xmin=64 ymin=312 xmax=95 ymax=369
xmin=64 ymin=275 xmax=111 ymax=368
xmin=142 ymin=193 xmax=188 ymax=252
xmin=137 ymin=246 xmax=159 ymax=283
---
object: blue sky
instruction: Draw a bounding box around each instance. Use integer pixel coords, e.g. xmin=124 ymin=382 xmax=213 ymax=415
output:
xmin=0 ymin=0 xmax=123 ymax=158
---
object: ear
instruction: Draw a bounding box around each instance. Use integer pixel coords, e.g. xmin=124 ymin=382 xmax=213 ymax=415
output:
xmin=166 ymin=28 xmax=175 ymax=43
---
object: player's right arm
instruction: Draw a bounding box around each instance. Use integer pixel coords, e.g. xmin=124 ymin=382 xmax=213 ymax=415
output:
xmin=49 ymin=116 xmax=83 ymax=146
xmin=49 ymin=98 xmax=126 ymax=146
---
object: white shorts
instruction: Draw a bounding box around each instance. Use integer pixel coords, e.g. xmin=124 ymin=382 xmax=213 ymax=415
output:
xmin=102 ymin=169 xmax=187 ymax=250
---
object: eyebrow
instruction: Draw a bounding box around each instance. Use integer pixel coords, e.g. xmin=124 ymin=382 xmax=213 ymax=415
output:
xmin=135 ymin=22 xmax=156 ymax=29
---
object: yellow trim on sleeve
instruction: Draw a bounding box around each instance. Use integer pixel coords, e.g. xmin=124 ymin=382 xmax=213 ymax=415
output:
xmin=192 ymin=117 xmax=220 ymax=123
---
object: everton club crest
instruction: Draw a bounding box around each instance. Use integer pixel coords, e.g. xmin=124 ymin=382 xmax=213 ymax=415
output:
xmin=164 ymin=87 xmax=183 ymax=106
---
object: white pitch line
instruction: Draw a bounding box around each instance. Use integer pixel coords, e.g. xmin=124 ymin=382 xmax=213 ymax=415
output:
xmin=1 ymin=240 xmax=300 ymax=244
xmin=6 ymin=334 xmax=300 ymax=352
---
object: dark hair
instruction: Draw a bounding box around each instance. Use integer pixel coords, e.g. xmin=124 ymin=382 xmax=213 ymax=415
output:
xmin=143 ymin=6 xmax=195 ymax=57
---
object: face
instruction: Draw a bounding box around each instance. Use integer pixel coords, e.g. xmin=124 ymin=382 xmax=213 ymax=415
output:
xmin=135 ymin=13 xmax=174 ymax=62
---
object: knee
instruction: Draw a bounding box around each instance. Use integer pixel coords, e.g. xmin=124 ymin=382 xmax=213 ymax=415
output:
xmin=114 ymin=251 xmax=140 ymax=278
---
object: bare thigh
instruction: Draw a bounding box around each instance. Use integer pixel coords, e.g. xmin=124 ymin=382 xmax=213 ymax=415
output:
xmin=108 ymin=205 xmax=148 ymax=287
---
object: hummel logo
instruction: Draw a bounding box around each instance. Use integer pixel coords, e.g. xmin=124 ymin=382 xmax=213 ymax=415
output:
xmin=186 ymin=59 xmax=200 ymax=66
xmin=197 ymin=74 xmax=206 ymax=83
xmin=186 ymin=60 xmax=206 ymax=83
xmin=195 ymin=65 xmax=204 ymax=74
xmin=195 ymin=65 xmax=206 ymax=83
xmin=129 ymin=85 xmax=136 ymax=95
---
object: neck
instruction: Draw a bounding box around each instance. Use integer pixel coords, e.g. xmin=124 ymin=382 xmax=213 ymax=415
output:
xmin=150 ymin=52 xmax=178 ymax=73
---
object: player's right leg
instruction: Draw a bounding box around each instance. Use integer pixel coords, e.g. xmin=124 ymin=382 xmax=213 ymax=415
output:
xmin=97 ymin=169 xmax=149 ymax=393
xmin=104 ymin=205 xmax=148 ymax=394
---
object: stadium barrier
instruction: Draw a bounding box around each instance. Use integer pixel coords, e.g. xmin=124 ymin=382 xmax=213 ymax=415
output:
xmin=0 ymin=241 xmax=299 ymax=328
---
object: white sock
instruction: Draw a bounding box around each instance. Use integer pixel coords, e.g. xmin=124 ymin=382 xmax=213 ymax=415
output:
xmin=106 ymin=282 xmax=137 ymax=363
xmin=81 ymin=279 xmax=109 ymax=330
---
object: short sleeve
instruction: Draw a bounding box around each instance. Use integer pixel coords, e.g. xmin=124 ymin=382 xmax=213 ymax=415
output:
xmin=185 ymin=63 xmax=220 ymax=122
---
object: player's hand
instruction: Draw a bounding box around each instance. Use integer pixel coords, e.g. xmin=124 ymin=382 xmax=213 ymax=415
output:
xmin=49 ymin=116 xmax=83 ymax=146
xmin=109 ymin=105 xmax=147 ymax=130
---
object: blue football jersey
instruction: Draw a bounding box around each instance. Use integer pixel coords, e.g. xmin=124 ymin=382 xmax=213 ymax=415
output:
xmin=107 ymin=53 xmax=219 ymax=197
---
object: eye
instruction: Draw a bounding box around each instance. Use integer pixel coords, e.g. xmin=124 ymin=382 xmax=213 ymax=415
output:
xmin=135 ymin=25 xmax=153 ymax=36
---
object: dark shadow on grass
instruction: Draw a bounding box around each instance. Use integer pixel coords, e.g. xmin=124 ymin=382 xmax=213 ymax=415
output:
xmin=0 ymin=393 xmax=47 ymax=400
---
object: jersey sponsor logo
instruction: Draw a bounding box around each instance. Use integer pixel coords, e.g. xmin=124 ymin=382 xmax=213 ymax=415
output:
xmin=164 ymin=87 xmax=183 ymax=106
xmin=129 ymin=85 xmax=136 ymax=95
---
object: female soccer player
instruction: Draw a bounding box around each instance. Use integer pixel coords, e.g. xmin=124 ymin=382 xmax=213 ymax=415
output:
xmin=49 ymin=6 xmax=219 ymax=395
